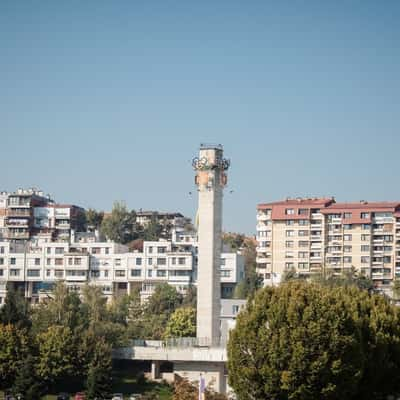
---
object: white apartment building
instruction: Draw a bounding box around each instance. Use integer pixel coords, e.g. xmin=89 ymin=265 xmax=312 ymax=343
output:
xmin=0 ymin=234 xmax=244 ymax=305
xmin=256 ymin=198 xmax=400 ymax=296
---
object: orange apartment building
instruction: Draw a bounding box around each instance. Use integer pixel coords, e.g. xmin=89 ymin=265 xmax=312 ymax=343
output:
xmin=256 ymin=198 xmax=400 ymax=295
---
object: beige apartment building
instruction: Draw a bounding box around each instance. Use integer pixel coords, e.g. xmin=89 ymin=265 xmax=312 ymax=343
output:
xmin=256 ymin=198 xmax=400 ymax=295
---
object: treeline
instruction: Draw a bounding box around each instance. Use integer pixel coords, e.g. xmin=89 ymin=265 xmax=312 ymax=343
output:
xmin=85 ymin=202 xmax=193 ymax=245
xmin=0 ymin=282 xmax=197 ymax=399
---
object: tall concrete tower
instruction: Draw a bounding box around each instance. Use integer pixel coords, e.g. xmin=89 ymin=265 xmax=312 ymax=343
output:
xmin=193 ymin=144 xmax=230 ymax=345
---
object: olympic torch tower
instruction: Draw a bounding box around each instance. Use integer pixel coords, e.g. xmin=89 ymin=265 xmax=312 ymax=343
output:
xmin=193 ymin=144 xmax=230 ymax=346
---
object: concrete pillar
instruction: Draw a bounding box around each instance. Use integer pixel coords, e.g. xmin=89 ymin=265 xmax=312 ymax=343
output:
xmin=194 ymin=145 xmax=229 ymax=346
xmin=151 ymin=360 xmax=161 ymax=380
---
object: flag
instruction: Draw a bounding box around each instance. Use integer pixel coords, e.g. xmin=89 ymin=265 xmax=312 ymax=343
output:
xmin=199 ymin=374 xmax=206 ymax=400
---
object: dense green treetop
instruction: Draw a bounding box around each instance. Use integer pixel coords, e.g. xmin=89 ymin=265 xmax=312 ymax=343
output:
xmin=228 ymin=281 xmax=400 ymax=400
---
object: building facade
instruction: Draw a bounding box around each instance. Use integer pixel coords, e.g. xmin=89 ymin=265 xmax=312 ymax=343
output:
xmin=0 ymin=188 xmax=85 ymax=242
xmin=0 ymin=235 xmax=244 ymax=306
xmin=256 ymin=198 xmax=400 ymax=295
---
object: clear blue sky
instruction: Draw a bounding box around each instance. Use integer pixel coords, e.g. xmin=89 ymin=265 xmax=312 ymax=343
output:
xmin=1 ymin=1 xmax=399 ymax=234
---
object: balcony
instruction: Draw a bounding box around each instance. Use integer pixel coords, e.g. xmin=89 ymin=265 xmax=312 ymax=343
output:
xmin=256 ymin=246 xmax=270 ymax=252
xmin=7 ymin=201 xmax=30 ymax=208
xmin=55 ymin=222 xmax=70 ymax=229
xmin=256 ymin=257 xmax=270 ymax=264
xmin=310 ymin=224 xmax=322 ymax=230
xmin=6 ymin=219 xmax=29 ymax=228
xmin=257 ymin=214 xmax=269 ymax=221
xmin=7 ymin=231 xmax=29 ymax=239
xmin=311 ymin=213 xmax=323 ymax=219
xmin=7 ymin=209 xmax=31 ymax=217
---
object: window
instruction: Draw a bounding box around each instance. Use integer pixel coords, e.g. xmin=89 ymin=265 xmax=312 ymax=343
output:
xmin=361 ymin=224 xmax=370 ymax=230
xmin=298 ymin=208 xmax=308 ymax=215
xmin=285 ymin=209 xmax=295 ymax=215
xmin=148 ymin=246 xmax=153 ymax=254
xmin=384 ymin=235 xmax=393 ymax=242
xmin=383 ymin=256 xmax=392 ymax=263
xmin=299 ymin=219 xmax=309 ymax=226
xmin=68 ymin=258 xmax=73 ymax=265
xmin=221 ymin=270 xmax=231 ymax=278
xmin=298 ymin=263 xmax=309 ymax=269
xmin=148 ymin=258 xmax=153 ymax=265
xmin=299 ymin=241 xmax=309 ymax=247
xmin=285 ymin=262 xmax=294 ymax=269
xmin=27 ymin=269 xmax=40 ymax=277
xmin=0 ymin=258 xmax=3 ymax=265
xmin=171 ymin=257 xmax=176 ymax=265
xmin=157 ymin=247 xmax=167 ymax=253
xmin=344 ymin=234 xmax=352 ymax=241
xmin=384 ymin=246 xmax=392 ymax=251
xmin=10 ymin=258 xmax=16 ymax=265
xmin=361 ymin=245 xmax=370 ymax=252
xmin=131 ymin=269 xmax=141 ymax=277
xmin=286 ymin=230 xmax=295 ymax=237
xmin=285 ymin=241 xmax=294 ymax=248
xmin=104 ymin=270 xmax=109 ymax=278
xmin=157 ymin=270 xmax=167 ymax=277
xmin=286 ymin=220 xmax=294 ymax=226
xmin=148 ymin=269 xmax=153 ymax=277
xmin=46 ymin=247 xmax=51 ymax=254
xmin=55 ymin=258 xmax=63 ymax=266
xmin=220 ymin=258 xmax=226 ymax=266
xmin=91 ymin=271 xmax=100 ymax=278
xmin=343 ymin=256 xmax=352 ymax=263
xmin=361 ymin=212 xmax=370 ymax=219
xmin=344 ymin=212 xmax=352 ymax=219
xmin=74 ymin=258 xmax=82 ymax=265
xmin=232 ymin=305 xmax=240 ymax=315
xmin=66 ymin=270 xmax=86 ymax=277
xmin=157 ymin=258 xmax=166 ymax=266
xmin=46 ymin=258 xmax=51 ymax=266
xmin=178 ymin=257 xmax=186 ymax=265
xmin=135 ymin=258 xmax=142 ymax=266
xmin=285 ymin=252 xmax=294 ymax=258
xmin=55 ymin=270 xmax=64 ymax=278
xmin=0 ymin=269 xmax=3 ymax=276
xmin=0 ymin=247 xmax=4 ymax=254
xmin=298 ymin=230 xmax=309 ymax=237
xmin=361 ymin=256 xmax=370 ymax=263
xmin=92 ymin=247 xmax=100 ymax=254
xmin=343 ymin=224 xmax=352 ymax=230
xmin=361 ymin=234 xmax=369 ymax=241
xmin=343 ymin=246 xmax=352 ymax=253
xmin=115 ymin=259 xmax=121 ymax=266
xmin=55 ymin=247 xmax=64 ymax=254
xmin=115 ymin=270 xmax=125 ymax=277
xmin=298 ymin=252 xmax=308 ymax=259
xmin=10 ymin=269 xmax=19 ymax=276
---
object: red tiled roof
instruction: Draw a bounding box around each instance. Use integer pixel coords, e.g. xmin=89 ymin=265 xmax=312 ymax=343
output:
xmin=258 ymin=198 xmax=334 ymax=210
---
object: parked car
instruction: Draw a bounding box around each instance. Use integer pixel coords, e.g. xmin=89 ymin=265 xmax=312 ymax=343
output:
xmin=111 ymin=394 xmax=123 ymax=400
xmin=129 ymin=395 xmax=142 ymax=400
xmin=57 ymin=393 xmax=70 ymax=400
xmin=74 ymin=392 xmax=85 ymax=400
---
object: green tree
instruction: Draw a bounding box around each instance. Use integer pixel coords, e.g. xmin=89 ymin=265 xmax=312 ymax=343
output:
xmin=85 ymin=337 xmax=112 ymax=400
xmin=181 ymin=285 xmax=197 ymax=308
xmin=12 ymin=353 xmax=42 ymax=400
xmin=164 ymin=307 xmax=196 ymax=338
xmin=85 ymin=208 xmax=104 ymax=232
xmin=31 ymin=282 xmax=84 ymax=335
xmin=0 ymin=285 xmax=31 ymax=329
xmin=146 ymin=283 xmax=182 ymax=316
xmin=101 ymin=201 xmax=137 ymax=244
xmin=0 ymin=324 xmax=29 ymax=389
xmin=37 ymin=325 xmax=75 ymax=384
xmin=228 ymin=281 xmax=400 ymax=400
xmin=140 ymin=217 xmax=164 ymax=241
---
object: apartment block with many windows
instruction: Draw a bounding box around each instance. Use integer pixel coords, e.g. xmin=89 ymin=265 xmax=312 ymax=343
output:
xmin=256 ymin=198 xmax=400 ymax=295
xmin=0 ymin=234 xmax=244 ymax=305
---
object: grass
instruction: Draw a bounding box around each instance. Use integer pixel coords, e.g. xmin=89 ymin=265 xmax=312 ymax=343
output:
xmin=1 ymin=361 xmax=173 ymax=400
